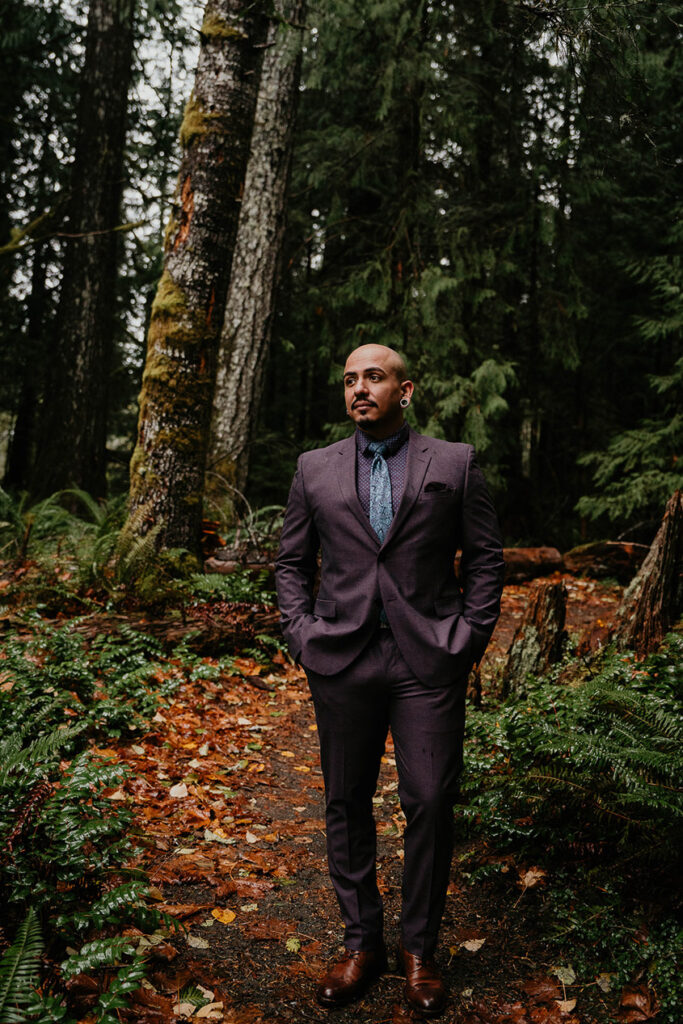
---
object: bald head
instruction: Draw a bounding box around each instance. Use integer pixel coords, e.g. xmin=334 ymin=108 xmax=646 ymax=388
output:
xmin=344 ymin=344 xmax=408 ymax=383
xmin=343 ymin=344 xmax=414 ymax=439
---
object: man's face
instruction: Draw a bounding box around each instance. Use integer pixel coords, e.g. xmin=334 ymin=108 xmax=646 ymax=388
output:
xmin=343 ymin=345 xmax=413 ymax=438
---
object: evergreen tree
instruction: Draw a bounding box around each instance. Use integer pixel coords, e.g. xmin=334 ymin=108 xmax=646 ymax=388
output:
xmin=31 ymin=0 xmax=139 ymax=500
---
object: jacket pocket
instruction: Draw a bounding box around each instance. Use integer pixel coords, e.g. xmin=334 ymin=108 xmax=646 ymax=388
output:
xmin=434 ymin=595 xmax=464 ymax=617
xmin=314 ymin=598 xmax=337 ymax=619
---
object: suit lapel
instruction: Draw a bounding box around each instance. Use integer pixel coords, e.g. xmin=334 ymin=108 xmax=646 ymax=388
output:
xmin=381 ymin=429 xmax=432 ymax=549
xmin=335 ymin=435 xmax=380 ymax=545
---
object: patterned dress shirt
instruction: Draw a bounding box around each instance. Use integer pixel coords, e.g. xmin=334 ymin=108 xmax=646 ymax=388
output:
xmin=355 ymin=423 xmax=409 ymax=518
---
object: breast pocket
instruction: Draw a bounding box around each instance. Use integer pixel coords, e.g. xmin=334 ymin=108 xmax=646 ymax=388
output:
xmin=420 ymin=486 xmax=458 ymax=502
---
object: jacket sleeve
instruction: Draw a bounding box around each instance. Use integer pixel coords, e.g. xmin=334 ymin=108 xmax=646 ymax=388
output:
xmin=275 ymin=456 xmax=320 ymax=661
xmin=459 ymin=446 xmax=505 ymax=664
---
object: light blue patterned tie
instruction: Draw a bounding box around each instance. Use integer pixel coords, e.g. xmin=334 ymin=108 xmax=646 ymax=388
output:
xmin=368 ymin=440 xmax=393 ymax=542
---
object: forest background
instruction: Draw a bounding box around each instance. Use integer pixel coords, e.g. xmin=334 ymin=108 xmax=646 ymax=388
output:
xmin=1 ymin=0 xmax=681 ymax=550
xmin=0 ymin=3 xmax=682 ymax=1024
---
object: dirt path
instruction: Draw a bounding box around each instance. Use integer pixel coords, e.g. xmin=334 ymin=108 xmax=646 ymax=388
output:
xmin=103 ymin=576 xmax=621 ymax=1023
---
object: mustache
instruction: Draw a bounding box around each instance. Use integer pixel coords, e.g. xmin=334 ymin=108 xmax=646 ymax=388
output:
xmin=352 ymin=399 xmax=376 ymax=408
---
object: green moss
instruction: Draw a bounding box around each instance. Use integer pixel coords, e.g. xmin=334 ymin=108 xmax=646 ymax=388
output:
xmin=179 ymin=94 xmax=226 ymax=150
xmin=163 ymin=211 xmax=179 ymax=252
xmin=154 ymin=426 xmax=204 ymax=455
xmin=142 ymin=344 xmax=210 ymax=397
xmin=151 ymin=271 xmax=188 ymax=318
xmin=200 ymin=10 xmax=247 ymax=41
xmin=159 ymin=547 xmax=202 ymax=576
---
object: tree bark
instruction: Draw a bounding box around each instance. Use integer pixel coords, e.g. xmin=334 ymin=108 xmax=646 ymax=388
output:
xmin=3 ymin=241 xmax=47 ymax=490
xmin=126 ymin=0 xmax=270 ymax=554
xmin=502 ymin=579 xmax=568 ymax=695
xmin=208 ymin=0 xmax=306 ymax=499
xmin=32 ymin=0 xmax=137 ymax=499
xmin=612 ymin=490 xmax=683 ymax=656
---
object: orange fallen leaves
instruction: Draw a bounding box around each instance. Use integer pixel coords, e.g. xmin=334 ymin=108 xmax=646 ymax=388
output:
xmin=211 ymin=907 xmax=236 ymax=924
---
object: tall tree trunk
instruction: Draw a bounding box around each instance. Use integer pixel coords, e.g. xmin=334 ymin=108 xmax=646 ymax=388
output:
xmin=126 ymin=0 xmax=270 ymax=554
xmin=32 ymin=0 xmax=137 ymax=499
xmin=3 ymin=241 xmax=47 ymax=490
xmin=208 ymin=0 xmax=306 ymax=498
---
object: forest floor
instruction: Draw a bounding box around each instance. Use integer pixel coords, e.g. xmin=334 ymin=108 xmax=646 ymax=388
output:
xmin=79 ymin=574 xmax=625 ymax=1024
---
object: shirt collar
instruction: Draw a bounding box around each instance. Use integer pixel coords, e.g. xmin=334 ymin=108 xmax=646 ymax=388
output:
xmin=356 ymin=423 xmax=409 ymax=457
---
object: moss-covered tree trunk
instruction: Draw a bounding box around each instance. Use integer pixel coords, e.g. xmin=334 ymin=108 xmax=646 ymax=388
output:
xmin=32 ymin=0 xmax=137 ymax=499
xmin=126 ymin=0 xmax=270 ymax=554
xmin=208 ymin=0 xmax=306 ymax=498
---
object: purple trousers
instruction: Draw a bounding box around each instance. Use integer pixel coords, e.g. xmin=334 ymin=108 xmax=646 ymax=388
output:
xmin=306 ymin=628 xmax=466 ymax=958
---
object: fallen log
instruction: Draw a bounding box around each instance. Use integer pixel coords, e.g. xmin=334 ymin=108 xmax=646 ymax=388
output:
xmin=611 ymin=490 xmax=683 ymax=656
xmin=502 ymin=546 xmax=563 ymax=582
xmin=454 ymin=547 xmax=562 ymax=583
xmin=502 ymin=579 xmax=568 ymax=694
xmin=562 ymin=540 xmax=649 ymax=584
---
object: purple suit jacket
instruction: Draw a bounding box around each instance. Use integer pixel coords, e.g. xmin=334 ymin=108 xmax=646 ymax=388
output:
xmin=275 ymin=427 xmax=504 ymax=686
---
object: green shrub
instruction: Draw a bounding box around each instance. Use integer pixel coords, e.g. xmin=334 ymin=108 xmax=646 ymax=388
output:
xmin=0 ymin=619 xmax=184 ymax=1021
xmin=462 ymin=634 xmax=683 ymax=858
xmin=0 ymin=618 xmax=180 ymax=742
xmin=461 ymin=633 xmax=683 ymax=1020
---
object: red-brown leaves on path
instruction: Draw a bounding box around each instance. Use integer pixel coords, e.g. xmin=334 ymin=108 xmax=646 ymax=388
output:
xmin=82 ymin=573 xmax=638 ymax=1023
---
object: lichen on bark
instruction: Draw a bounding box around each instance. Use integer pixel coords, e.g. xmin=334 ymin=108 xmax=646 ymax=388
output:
xmin=179 ymin=94 xmax=227 ymax=150
xmin=201 ymin=9 xmax=247 ymax=40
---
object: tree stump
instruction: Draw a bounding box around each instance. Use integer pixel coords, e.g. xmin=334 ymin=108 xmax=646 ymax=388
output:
xmin=502 ymin=579 xmax=568 ymax=695
xmin=612 ymin=490 xmax=683 ymax=656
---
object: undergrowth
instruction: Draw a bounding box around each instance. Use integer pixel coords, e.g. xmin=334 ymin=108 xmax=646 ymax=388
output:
xmin=0 ymin=619 xmax=187 ymax=1022
xmin=462 ymin=634 xmax=683 ymax=1021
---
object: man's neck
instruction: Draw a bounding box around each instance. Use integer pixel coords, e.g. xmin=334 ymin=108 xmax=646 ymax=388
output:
xmin=357 ymin=417 xmax=406 ymax=441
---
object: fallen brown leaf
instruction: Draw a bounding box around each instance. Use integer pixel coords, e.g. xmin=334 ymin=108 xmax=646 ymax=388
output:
xmin=618 ymin=983 xmax=659 ymax=1022
xmin=517 ymin=866 xmax=547 ymax=889
xmin=523 ymin=978 xmax=562 ymax=1003
xmin=241 ymin=916 xmax=296 ymax=940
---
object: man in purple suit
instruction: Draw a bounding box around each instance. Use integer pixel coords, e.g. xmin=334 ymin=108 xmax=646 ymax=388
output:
xmin=276 ymin=344 xmax=504 ymax=1016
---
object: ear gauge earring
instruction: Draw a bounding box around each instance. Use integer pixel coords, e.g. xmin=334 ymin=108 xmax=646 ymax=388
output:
xmin=400 ymin=397 xmax=410 ymax=408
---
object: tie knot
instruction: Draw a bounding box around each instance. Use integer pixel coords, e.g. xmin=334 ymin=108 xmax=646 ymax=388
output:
xmin=368 ymin=440 xmax=388 ymax=457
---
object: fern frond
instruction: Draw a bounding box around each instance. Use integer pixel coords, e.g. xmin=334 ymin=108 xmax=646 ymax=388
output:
xmin=0 ymin=725 xmax=83 ymax=789
xmin=60 ymin=937 xmax=135 ymax=980
xmin=0 ymin=909 xmax=43 ymax=1023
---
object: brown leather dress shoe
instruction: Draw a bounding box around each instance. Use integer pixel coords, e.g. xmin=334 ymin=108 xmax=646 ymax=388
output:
xmin=397 ymin=941 xmax=447 ymax=1017
xmin=316 ymin=945 xmax=388 ymax=1008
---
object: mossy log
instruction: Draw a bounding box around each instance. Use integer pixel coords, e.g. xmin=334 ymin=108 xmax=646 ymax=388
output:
xmin=502 ymin=579 xmax=568 ymax=694
xmin=612 ymin=490 xmax=683 ymax=656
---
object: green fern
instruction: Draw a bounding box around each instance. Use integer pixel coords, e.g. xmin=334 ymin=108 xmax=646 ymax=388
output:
xmin=462 ymin=634 xmax=683 ymax=861
xmin=0 ymin=909 xmax=43 ymax=1024
xmin=60 ymin=937 xmax=136 ymax=980
xmin=0 ymin=726 xmax=83 ymax=790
